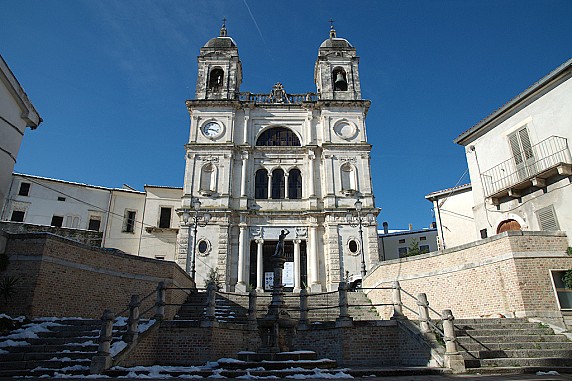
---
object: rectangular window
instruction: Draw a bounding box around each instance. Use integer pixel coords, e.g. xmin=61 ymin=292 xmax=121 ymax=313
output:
xmin=51 ymin=215 xmax=64 ymax=228
xmin=18 ymin=182 xmax=31 ymax=196
xmin=10 ymin=210 xmax=25 ymax=222
xmin=551 ymin=271 xmax=572 ymax=310
xmin=155 ymin=255 xmax=165 ymax=260
xmin=398 ymin=239 xmax=405 ymax=244
xmin=420 ymin=236 xmax=426 ymax=241
xmin=508 ymin=127 xmax=535 ymax=180
xmin=123 ymin=210 xmax=136 ymax=233
xmin=419 ymin=245 xmax=430 ymax=254
xmin=398 ymin=247 xmax=408 ymax=258
xmin=537 ymin=206 xmax=560 ymax=231
xmin=480 ymin=229 xmax=488 ymax=239
xmin=159 ymin=207 xmax=172 ymax=228
xmin=88 ymin=216 xmax=101 ymax=231
xmin=57 ymin=196 xmax=66 ymax=202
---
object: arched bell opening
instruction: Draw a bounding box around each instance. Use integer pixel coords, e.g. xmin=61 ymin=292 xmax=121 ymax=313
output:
xmin=333 ymin=67 xmax=348 ymax=91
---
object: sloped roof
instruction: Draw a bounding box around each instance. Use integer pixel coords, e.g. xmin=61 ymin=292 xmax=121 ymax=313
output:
xmin=425 ymin=183 xmax=472 ymax=201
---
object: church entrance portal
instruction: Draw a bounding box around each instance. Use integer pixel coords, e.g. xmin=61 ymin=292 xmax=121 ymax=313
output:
xmin=249 ymin=240 xmax=307 ymax=292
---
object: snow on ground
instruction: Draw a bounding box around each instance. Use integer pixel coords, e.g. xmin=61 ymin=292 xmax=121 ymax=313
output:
xmin=286 ymin=369 xmax=353 ymax=379
xmin=1 ymin=320 xmax=61 ymax=340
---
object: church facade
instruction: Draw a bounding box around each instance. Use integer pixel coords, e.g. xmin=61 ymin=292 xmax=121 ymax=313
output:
xmin=177 ymin=25 xmax=379 ymax=292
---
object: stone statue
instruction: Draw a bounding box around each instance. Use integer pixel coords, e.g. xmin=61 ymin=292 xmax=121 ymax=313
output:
xmin=273 ymin=229 xmax=290 ymax=257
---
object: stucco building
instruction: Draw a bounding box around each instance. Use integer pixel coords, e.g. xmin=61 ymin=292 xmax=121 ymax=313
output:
xmin=0 ymin=55 xmax=41 ymax=210
xmin=176 ymin=24 xmax=379 ymax=292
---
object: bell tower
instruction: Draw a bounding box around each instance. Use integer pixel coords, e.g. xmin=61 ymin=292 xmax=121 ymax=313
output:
xmin=314 ymin=23 xmax=361 ymax=100
xmin=195 ymin=20 xmax=242 ymax=100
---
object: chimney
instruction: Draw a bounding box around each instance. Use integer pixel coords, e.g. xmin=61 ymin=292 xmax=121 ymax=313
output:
xmin=408 ymin=223 xmax=413 ymax=231
xmin=430 ymin=221 xmax=437 ymax=229
xmin=382 ymin=221 xmax=388 ymax=234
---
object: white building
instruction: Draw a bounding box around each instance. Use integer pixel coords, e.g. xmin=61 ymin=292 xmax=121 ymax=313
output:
xmin=177 ymin=24 xmax=380 ymax=292
xmin=428 ymin=58 xmax=572 ymax=247
xmin=378 ymin=224 xmax=438 ymax=261
xmin=1 ymin=173 xmax=183 ymax=258
xmin=0 ymin=55 xmax=41 ymax=210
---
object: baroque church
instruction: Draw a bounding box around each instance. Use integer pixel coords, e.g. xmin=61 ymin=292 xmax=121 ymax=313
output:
xmin=176 ymin=23 xmax=379 ymax=292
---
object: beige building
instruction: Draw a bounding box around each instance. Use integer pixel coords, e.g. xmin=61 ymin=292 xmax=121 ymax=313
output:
xmin=177 ymin=24 xmax=380 ymax=292
xmin=0 ymin=55 xmax=41 ymax=210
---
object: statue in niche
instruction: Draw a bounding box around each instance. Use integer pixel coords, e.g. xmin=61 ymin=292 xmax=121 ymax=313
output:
xmin=273 ymin=229 xmax=290 ymax=257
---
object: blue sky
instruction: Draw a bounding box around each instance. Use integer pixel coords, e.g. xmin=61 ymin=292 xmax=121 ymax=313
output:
xmin=2 ymin=0 xmax=571 ymax=230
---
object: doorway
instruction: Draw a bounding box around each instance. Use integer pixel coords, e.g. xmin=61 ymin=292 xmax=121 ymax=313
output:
xmin=249 ymin=240 xmax=307 ymax=291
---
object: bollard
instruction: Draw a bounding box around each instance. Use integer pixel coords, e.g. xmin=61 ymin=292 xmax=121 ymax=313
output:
xmin=391 ymin=281 xmax=403 ymax=319
xmin=441 ymin=309 xmax=466 ymax=373
xmin=248 ymin=288 xmax=257 ymax=324
xmin=154 ymin=281 xmax=166 ymax=320
xmin=123 ymin=294 xmax=140 ymax=343
xmin=441 ymin=309 xmax=459 ymax=354
xmin=338 ymin=282 xmax=349 ymax=319
xmin=204 ymin=283 xmax=216 ymax=321
xmin=299 ymin=288 xmax=309 ymax=327
xmin=90 ymin=309 xmax=114 ymax=374
xmin=417 ymin=293 xmax=431 ymax=334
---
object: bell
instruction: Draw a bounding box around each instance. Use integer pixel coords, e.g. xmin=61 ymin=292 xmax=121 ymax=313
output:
xmin=335 ymin=72 xmax=346 ymax=85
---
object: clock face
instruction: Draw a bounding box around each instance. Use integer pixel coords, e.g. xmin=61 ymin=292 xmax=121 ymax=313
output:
xmin=202 ymin=121 xmax=223 ymax=138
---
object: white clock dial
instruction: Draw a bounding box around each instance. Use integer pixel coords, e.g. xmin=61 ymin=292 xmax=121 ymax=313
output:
xmin=202 ymin=121 xmax=222 ymax=138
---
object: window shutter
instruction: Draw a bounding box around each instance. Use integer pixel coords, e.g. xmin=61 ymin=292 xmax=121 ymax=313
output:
xmin=508 ymin=131 xmax=523 ymax=165
xmin=537 ymin=206 xmax=559 ymax=231
xmin=518 ymin=128 xmax=534 ymax=160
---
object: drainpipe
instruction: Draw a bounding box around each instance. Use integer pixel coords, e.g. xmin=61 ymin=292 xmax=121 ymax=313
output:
xmin=435 ymin=200 xmax=446 ymax=250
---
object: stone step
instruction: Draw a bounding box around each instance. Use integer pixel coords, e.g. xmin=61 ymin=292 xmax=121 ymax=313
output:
xmin=455 ymin=318 xmax=529 ymax=325
xmin=0 ymin=350 xmax=94 ymax=362
xmin=457 ymin=334 xmax=569 ymax=344
xmin=32 ymin=318 xmax=101 ymax=326
xmin=26 ymin=337 xmax=100 ymax=345
xmin=7 ymin=344 xmax=98 ymax=353
xmin=465 ymin=356 xmax=572 ymax=368
xmin=456 ymin=327 xmax=554 ymax=337
xmin=455 ymin=322 xmax=549 ymax=330
xmin=463 ymin=348 xmax=572 ymax=360
xmin=458 ymin=341 xmax=572 ymax=351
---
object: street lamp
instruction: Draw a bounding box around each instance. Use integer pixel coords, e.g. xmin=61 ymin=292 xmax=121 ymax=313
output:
xmin=182 ymin=199 xmax=211 ymax=280
xmin=345 ymin=199 xmax=367 ymax=279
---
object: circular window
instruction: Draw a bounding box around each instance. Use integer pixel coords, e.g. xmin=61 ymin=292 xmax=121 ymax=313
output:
xmin=196 ymin=239 xmax=211 ymax=256
xmin=347 ymin=238 xmax=360 ymax=255
xmin=333 ymin=121 xmax=357 ymax=140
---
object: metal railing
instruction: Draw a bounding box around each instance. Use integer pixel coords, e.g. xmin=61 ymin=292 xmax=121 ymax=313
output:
xmin=237 ymin=92 xmax=318 ymax=104
xmin=481 ymin=135 xmax=571 ymax=197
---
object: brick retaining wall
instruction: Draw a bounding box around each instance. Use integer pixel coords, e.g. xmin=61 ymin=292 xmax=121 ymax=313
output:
xmin=364 ymin=231 xmax=571 ymax=326
xmin=0 ymin=232 xmax=194 ymax=319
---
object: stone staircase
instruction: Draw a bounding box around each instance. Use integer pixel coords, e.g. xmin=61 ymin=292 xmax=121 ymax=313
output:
xmin=174 ymin=290 xmax=379 ymax=323
xmin=455 ymin=318 xmax=572 ymax=372
xmin=0 ymin=317 xmax=132 ymax=378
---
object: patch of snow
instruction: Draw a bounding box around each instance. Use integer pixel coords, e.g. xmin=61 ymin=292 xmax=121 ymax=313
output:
xmin=65 ymin=340 xmax=96 ymax=347
xmin=0 ymin=314 xmax=26 ymax=322
xmin=208 ymin=369 xmax=226 ymax=379
xmin=237 ymin=351 xmax=255 ymax=354
xmin=0 ymin=339 xmax=30 ymax=348
xmin=1 ymin=321 xmax=61 ymax=340
xmin=286 ymin=369 xmax=352 ymax=379
xmin=217 ymin=358 xmax=245 ymax=363
xmin=279 ymin=351 xmax=315 ymax=354
xmin=536 ymin=371 xmax=560 ymax=375
xmin=178 ymin=375 xmax=203 ymax=379
xmin=237 ymin=371 xmax=278 ymax=379
xmin=60 ymin=365 xmax=89 ymax=372
xmin=110 ymin=340 xmax=128 ymax=356
xmin=137 ymin=319 xmax=156 ymax=333
xmin=0 ymin=348 xmax=8 ymax=354
xmin=114 ymin=317 xmax=128 ymax=327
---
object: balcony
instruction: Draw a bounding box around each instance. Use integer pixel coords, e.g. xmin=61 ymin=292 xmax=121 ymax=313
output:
xmin=480 ymin=135 xmax=572 ymax=204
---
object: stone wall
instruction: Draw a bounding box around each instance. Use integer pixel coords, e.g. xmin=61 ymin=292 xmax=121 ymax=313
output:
xmin=0 ymin=232 xmax=194 ymax=319
xmin=0 ymin=221 xmax=103 ymax=247
xmin=364 ymin=231 xmax=571 ymax=326
xmin=122 ymin=320 xmax=435 ymax=367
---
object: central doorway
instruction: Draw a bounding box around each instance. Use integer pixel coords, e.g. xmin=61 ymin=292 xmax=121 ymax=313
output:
xmin=249 ymin=240 xmax=307 ymax=292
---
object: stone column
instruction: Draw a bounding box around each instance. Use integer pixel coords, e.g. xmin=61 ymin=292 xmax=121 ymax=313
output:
xmin=267 ymin=173 xmax=272 ymax=199
xmin=293 ymin=239 xmax=301 ymax=293
xmin=256 ymin=238 xmax=264 ymax=293
xmin=442 ymin=309 xmax=466 ymax=373
xmin=308 ymin=224 xmax=320 ymax=292
xmin=284 ymin=173 xmax=289 ymax=199
xmin=236 ymin=223 xmax=248 ymax=292
xmin=240 ymin=151 xmax=248 ymax=197
xmin=308 ymin=150 xmax=315 ymax=197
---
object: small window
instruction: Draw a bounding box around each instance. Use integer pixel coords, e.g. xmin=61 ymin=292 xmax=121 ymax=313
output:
xmin=348 ymin=239 xmax=358 ymax=254
xmin=159 ymin=207 xmax=172 ymax=228
xmin=123 ymin=210 xmax=136 ymax=233
xmin=58 ymin=196 xmax=66 ymax=202
xmin=51 ymin=215 xmax=64 ymax=228
xmin=551 ymin=271 xmax=572 ymax=310
xmin=399 ymin=239 xmax=405 ymax=244
xmin=419 ymin=236 xmax=426 ymax=241
xmin=65 ymin=216 xmax=80 ymax=229
xmin=198 ymin=240 xmax=208 ymax=254
xmin=398 ymin=247 xmax=408 ymax=258
xmin=18 ymin=182 xmax=30 ymax=196
xmin=255 ymin=169 xmax=269 ymax=199
xmin=419 ymin=245 xmax=430 ymax=254
xmin=88 ymin=216 xmax=101 ymax=231
xmin=155 ymin=255 xmax=166 ymax=260
xmin=10 ymin=210 xmax=25 ymax=222
xmin=480 ymin=229 xmax=488 ymax=239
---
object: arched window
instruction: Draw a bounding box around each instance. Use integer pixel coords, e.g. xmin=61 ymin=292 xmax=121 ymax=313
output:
xmin=288 ymin=169 xmax=302 ymax=199
xmin=255 ymin=169 xmax=268 ymax=199
xmin=256 ymin=127 xmax=300 ymax=146
xmin=333 ymin=67 xmax=348 ymax=91
xmin=497 ymin=219 xmax=521 ymax=234
xmin=208 ymin=68 xmax=224 ymax=92
xmin=200 ymin=163 xmax=216 ymax=194
xmin=271 ymin=169 xmax=285 ymax=199
xmin=340 ymin=163 xmax=357 ymax=193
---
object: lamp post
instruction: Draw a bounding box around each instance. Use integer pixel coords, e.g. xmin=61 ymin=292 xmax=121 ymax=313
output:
xmin=345 ymin=199 xmax=367 ymax=279
xmin=182 ymin=199 xmax=211 ymax=280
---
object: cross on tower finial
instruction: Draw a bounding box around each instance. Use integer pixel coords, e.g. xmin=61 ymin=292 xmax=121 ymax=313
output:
xmin=220 ymin=17 xmax=228 ymax=37
xmin=329 ymin=19 xmax=336 ymax=38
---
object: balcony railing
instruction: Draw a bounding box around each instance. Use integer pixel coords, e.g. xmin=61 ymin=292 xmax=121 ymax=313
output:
xmin=237 ymin=92 xmax=318 ymax=104
xmin=480 ymin=135 xmax=572 ymax=200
